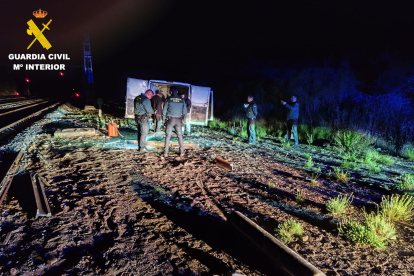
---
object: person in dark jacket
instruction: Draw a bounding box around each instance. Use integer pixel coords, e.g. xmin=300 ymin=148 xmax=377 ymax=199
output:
xmin=134 ymin=89 xmax=154 ymax=152
xmin=162 ymin=88 xmax=187 ymax=157
xmin=151 ymin=90 xmax=163 ymax=132
xmin=281 ymin=95 xmax=299 ymax=147
xmin=181 ymin=92 xmax=192 ymax=135
xmin=244 ymin=95 xmax=258 ymax=145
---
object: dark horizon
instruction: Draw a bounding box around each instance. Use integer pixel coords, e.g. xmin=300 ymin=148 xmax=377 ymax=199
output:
xmin=2 ymin=1 xmax=414 ymax=100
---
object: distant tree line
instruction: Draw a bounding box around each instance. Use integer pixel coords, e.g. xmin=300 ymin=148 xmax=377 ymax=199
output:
xmin=216 ymin=55 xmax=414 ymax=152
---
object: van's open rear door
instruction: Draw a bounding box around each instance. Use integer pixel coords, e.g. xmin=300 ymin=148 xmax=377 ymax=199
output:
xmin=125 ymin=78 xmax=148 ymax=119
xmin=190 ymin=85 xmax=211 ymax=126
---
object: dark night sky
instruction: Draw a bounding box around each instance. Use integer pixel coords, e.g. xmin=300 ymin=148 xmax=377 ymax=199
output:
xmin=2 ymin=0 xmax=414 ymax=99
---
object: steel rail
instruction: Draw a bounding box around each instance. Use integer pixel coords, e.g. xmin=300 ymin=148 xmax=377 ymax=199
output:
xmin=0 ymin=97 xmax=25 ymax=102
xmin=0 ymin=100 xmax=50 ymax=117
xmin=31 ymin=174 xmax=52 ymax=219
xmin=0 ymin=98 xmax=28 ymax=104
xmin=0 ymin=99 xmax=43 ymax=110
xmin=0 ymin=102 xmax=60 ymax=134
xmin=0 ymin=150 xmax=24 ymax=206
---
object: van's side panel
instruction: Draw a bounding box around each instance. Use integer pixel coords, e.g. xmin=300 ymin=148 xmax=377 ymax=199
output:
xmin=125 ymin=78 xmax=148 ymax=119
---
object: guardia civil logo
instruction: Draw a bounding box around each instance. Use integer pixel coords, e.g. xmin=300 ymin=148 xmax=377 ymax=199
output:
xmin=27 ymin=9 xmax=52 ymax=50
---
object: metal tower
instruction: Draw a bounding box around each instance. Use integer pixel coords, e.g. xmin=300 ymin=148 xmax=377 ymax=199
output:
xmin=83 ymin=31 xmax=95 ymax=106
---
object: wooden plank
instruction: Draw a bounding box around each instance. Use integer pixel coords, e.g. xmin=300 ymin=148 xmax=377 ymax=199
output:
xmin=170 ymin=142 xmax=200 ymax=150
xmin=126 ymin=140 xmax=199 ymax=149
xmin=54 ymin=128 xmax=96 ymax=138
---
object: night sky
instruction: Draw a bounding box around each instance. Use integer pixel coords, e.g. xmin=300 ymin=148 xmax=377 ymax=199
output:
xmin=2 ymin=0 xmax=414 ymax=99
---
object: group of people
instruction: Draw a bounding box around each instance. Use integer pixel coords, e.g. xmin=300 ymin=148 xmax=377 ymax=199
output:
xmin=134 ymin=89 xmax=299 ymax=158
xmin=244 ymin=95 xmax=299 ymax=147
xmin=134 ymin=87 xmax=191 ymax=157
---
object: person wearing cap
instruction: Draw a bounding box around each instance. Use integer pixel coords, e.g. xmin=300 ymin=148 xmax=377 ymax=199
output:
xmin=134 ymin=89 xmax=154 ymax=152
xmin=281 ymin=95 xmax=299 ymax=147
xmin=151 ymin=90 xmax=163 ymax=132
xmin=181 ymin=92 xmax=192 ymax=135
xmin=244 ymin=95 xmax=258 ymax=145
xmin=162 ymin=87 xmax=187 ymax=157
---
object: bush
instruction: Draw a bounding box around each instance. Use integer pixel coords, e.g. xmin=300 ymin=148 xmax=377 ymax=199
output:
xmin=397 ymin=174 xmax=414 ymax=193
xmin=377 ymin=154 xmax=395 ymax=165
xmin=344 ymin=151 xmax=359 ymax=162
xmin=217 ymin=120 xmax=228 ymax=129
xmin=268 ymin=183 xmax=276 ymax=189
xmin=275 ymin=220 xmax=304 ymax=242
xmin=310 ymin=173 xmax=320 ymax=184
xmin=282 ymin=140 xmax=291 ymax=148
xmin=326 ymin=194 xmax=353 ymax=214
xmin=333 ymin=167 xmax=349 ymax=183
xmin=380 ymin=194 xmax=414 ymax=221
xmin=334 ymin=130 xmax=371 ymax=153
xmin=314 ymin=126 xmax=332 ymax=140
xmin=238 ymin=129 xmax=248 ymax=139
xmin=256 ymin=125 xmax=267 ymax=140
xmin=341 ymin=160 xmax=359 ymax=170
xmin=338 ymin=220 xmax=385 ymax=249
xmin=365 ymin=212 xmax=397 ymax=242
xmin=338 ymin=212 xmax=397 ymax=249
xmin=208 ymin=118 xmax=220 ymax=129
xmin=404 ymin=146 xmax=414 ymax=160
xmin=295 ymin=190 xmax=305 ymax=202
xmin=304 ymin=156 xmax=314 ymax=167
xmin=363 ymin=149 xmax=380 ymax=164
xmin=366 ymin=163 xmax=381 ymax=173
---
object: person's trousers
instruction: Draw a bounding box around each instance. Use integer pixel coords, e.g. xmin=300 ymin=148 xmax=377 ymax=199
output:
xmin=182 ymin=114 xmax=191 ymax=134
xmin=182 ymin=122 xmax=191 ymax=134
xmin=164 ymin=117 xmax=184 ymax=155
xmin=154 ymin=114 xmax=162 ymax=132
xmin=286 ymin=119 xmax=298 ymax=145
xmin=135 ymin=115 xmax=149 ymax=151
xmin=247 ymin=118 xmax=256 ymax=144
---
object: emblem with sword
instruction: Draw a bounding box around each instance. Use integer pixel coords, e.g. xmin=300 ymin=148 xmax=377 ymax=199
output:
xmin=27 ymin=19 xmax=52 ymax=50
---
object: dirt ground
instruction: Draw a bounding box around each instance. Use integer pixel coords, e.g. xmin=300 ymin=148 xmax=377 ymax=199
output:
xmin=1 ymin=104 xmax=414 ymax=275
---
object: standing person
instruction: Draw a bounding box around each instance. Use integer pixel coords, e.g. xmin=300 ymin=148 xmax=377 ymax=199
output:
xmin=151 ymin=90 xmax=163 ymax=132
xmin=244 ymin=95 xmax=258 ymax=145
xmin=281 ymin=95 xmax=299 ymax=147
xmin=134 ymin=89 xmax=154 ymax=152
xmin=162 ymin=87 xmax=187 ymax=157
xmin=181 ymin=92 xmax=192 ymax=136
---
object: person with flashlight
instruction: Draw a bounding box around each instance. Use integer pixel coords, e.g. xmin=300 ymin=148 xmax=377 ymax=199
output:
xmin=244 ymin=95 xmax=258 ymax=145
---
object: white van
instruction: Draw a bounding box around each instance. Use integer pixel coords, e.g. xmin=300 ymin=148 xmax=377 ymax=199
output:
xmin=125 ymin=78 xmax=213 ymax=126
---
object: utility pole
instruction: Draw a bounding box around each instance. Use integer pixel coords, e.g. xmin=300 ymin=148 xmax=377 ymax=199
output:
xmin=83 ymin=31 xmax=95 ymax=107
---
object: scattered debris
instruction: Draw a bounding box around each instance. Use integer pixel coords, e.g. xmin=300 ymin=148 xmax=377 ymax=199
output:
xmin=215 ymin=157 xmax=233 ymax=171
xmin=54 ymin=128 xmax=96 ymax=138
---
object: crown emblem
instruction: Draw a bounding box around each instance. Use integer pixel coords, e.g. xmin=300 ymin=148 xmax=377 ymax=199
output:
xmin=33 ymin=9 xmax=47 ymax=18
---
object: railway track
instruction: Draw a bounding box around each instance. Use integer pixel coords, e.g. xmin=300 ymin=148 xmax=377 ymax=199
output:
xmin=0 ymin=100 xmax=60 ymax=138
xmin=0 ymin=96 xmax=24 ymax=102
xmin=0 ymin=99 xmax=45 ymax=111
xmin=0 ymin=104 xmax=329 ymax=275
xmin=0 ymin=100 xmax=60 ymax=217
